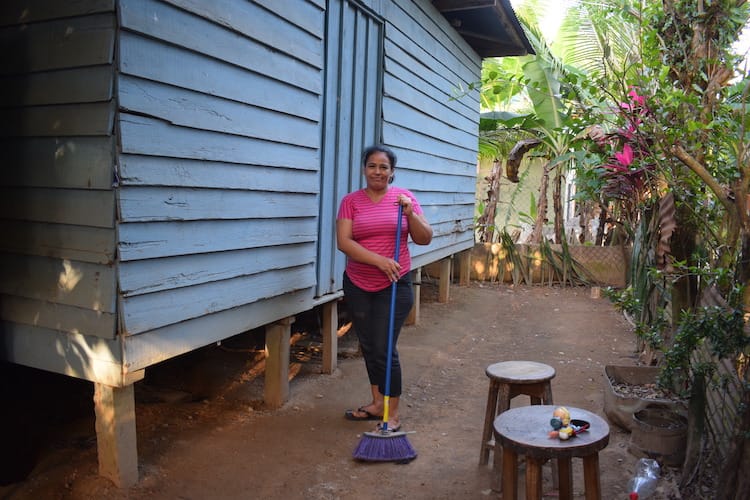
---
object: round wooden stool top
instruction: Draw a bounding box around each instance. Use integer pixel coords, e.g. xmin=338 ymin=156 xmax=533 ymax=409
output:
xmin=494 ymin=405 xmax=609 ymax=459
xmin=485 ymin=361 xmax=556 ymax=385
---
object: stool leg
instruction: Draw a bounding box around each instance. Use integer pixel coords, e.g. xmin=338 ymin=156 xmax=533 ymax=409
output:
xmin=540 ymin=381 xmax=558 ymax=490
xmin=582 ymin=454 xmax=602 ymax=500
xmin=557 ymin=457 xmax=573 ymax=500
xmin=542 ymin=381 xmax=553 ymax=405
xmin=525 ymin=457 xmax=543 ymax=500
xmin=492 ymin=383 xmax=512 ymax=490
xmin=497 ymin=383 xmax=511 ymax=413
xmin=480 ymin=380 xmax=500 ymax=465
xmin=501 ymin=447 xmax=518 ymax=500
xmin=491 ymin=440 xmax=503 ymax=492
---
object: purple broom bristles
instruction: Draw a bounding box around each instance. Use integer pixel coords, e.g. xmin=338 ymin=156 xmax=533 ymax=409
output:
xmin=352 ymin=431 xmax=417 ymax=463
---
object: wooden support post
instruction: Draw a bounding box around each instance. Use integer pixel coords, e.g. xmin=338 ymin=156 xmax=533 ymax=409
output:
xmin=321 ymin=301 xmax=338 ymax=374
xmin=405 ymin=268 xmax=421 ymax=326
xmin=264 ymin=316 xmax=294 ymax=409
xmin=94 ymin=380 xmax=140 ymax=487
xmin=458 ymin=249 xmax=472 ymax=286
xmin=438 ymin=256 xmax=451 ymax=303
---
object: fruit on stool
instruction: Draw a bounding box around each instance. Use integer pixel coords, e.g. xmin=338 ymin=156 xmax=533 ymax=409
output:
xmin=552 ymin=406 xmax=571 ymax=426
xmin=558 ymin=426 xmax=574 ymax=440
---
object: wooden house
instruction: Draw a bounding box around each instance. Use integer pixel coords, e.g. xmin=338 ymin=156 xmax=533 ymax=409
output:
xmin=0 ymin=0 xmax=532 ymax=486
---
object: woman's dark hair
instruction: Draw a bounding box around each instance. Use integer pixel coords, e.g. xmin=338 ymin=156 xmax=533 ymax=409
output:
xmin=361 ymin=144 xmax=397 ymax=183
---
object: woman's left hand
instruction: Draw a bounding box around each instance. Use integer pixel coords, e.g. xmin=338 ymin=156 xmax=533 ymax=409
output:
xmin=397 ymin=194 xmax=414 ymax=217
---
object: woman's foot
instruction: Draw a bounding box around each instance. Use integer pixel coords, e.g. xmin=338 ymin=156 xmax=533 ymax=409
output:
xmin=344 ymin=404 xmax=383 ymax=421
xmin=376 ymin=419 xmax=401 ymax=432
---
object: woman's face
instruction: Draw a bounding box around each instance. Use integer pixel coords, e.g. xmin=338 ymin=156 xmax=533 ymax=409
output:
xmin=363 ymin=151 xmax=393 ymax=191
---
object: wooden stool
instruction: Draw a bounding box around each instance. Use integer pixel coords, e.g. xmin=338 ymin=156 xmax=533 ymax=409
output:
xmin=479 ymin=361 xmax=555 ymax=466
xmin=494 ymin=405 xmax=610 ymax=500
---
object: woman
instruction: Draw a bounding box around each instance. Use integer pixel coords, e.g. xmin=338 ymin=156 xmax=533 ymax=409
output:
xmin=336 ymin=144 xmax=433 ymax=431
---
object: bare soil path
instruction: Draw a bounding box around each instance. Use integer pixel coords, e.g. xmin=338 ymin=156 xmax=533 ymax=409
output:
xmin=1 ymin=283 xmax=682 ymax=499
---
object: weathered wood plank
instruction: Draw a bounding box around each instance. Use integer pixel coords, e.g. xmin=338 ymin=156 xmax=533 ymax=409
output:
xmin=94 ymin=383 xmax=138 ymax=487
xmin=0 ymin=320 xmax=125 ymax=385
xmin=0 ymin=294 xmax=116 ymax=339
xmin=119 ymin=32 xmax=320 ymax=121
xmin=411 ymin=237 xmax=475 ymax=270
xmin=385 ymin=40 xmax=479 ymax=123
xmin=119 ymin=243 xmax=316 ymax=296
xmin=383 ymin=121 xmax=477 ymax=166
xmin=0 ymin=220 xmax=115 ymax=264
xmin=0 ymin=136 xmax=114 ymax=189
xmin=382 ymin=82 xmax=478 ymax=146
xmin=0 ymin=187 xmax=114 ymax=228
xmin=387 ymin=0 xmax=481 ymax=80
xmin=426 ymin=216 xmax=475 ymax=235
xmin=118 ymin=76 xmax=319 ymax=147
xmin=118 ymin=155 xmax=318 ymax=192
xmin=321 ymin=300 xmax=338 ymax=373
xmin=0 ymin=102 xmax=114 ymax=137
xmin=397 ymin=168 xmax=475 ymax=193
xmin=0 ymin=0 xmax=114 ymax=26
xmin=121 ymin=264 xmax=317 ymax=334
xmin=159 ymin=0 xmax=324 ymax=68
xmin=120 ymin=0 xmax=322 ymax=92
xmin=0 ymin=13 xmax=115 ymax=74
xmin=397 ymin=147 xmax=475 ymax=176
xmin=119 ymin=113 xmax=319 ymax=170
xmin=406 ymin=190 xmax=474 ymax=206
xmin=118 ymin=186 xmax=318 ymax=222
xmin=122 ymin=288 xmax=316 ymax=371
xmin=253 ymin=0 xmax=325 ymax=37
xmin=117 ymin=218 xmax=318 ymax=261
xmin=0 ymin=253 xmax=116 ymax=312
xmin=264 ymin=317 xmax=293 ymax=408
xmin=0 ymin=65 xmax=113 ymax=106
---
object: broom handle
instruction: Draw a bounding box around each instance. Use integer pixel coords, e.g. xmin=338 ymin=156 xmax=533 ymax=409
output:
xmin=382 ymin=202 xmax=403 ymax=431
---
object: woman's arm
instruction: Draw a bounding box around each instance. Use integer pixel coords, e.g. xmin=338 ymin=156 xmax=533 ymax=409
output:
xmin=397 ymin=194 xmax=433 ymax=245
xmin=336 ymin=218 xmax=402 ymax=281
xmin=406 ymin=212 xmax=433 ymax=245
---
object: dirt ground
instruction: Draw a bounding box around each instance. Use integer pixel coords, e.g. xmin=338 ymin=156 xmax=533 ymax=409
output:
xmin=0 ymin=282 xmax=684 ymax=499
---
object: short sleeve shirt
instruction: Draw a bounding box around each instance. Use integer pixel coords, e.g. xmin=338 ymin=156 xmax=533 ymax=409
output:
xmin=337 ymin=187 xmax=423 ymax=292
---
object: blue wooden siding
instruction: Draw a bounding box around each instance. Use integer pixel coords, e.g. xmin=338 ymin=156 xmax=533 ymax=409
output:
xmin=381 ymin=0 xmax=480 ymax=266
xmin=1 ymin=0 xmax=488 ymax=382
xmin=0 ymin=0 xmax=119 ymax=379
xmin=116 ymin=0 xmax=325 ymax=352
xmin=317 ymin=0 xmax=383 ymax=296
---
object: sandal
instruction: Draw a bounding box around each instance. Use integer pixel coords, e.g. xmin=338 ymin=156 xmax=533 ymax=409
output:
xmin=376 ymin=421 xmax=402 ymax=432
xmin=344 ymin=407 xmax=382 ymax=421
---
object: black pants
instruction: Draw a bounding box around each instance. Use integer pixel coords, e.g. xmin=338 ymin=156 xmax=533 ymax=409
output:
xmin=343 ymin=272 xmax=414 ymax=397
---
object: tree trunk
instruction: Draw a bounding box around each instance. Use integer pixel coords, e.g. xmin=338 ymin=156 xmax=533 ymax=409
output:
xmin=477 ymin=159 xmax=503 ymax=243
xmin=595 ymin=204 xmax=608 ymax=246
xmin=528 ymin=162 xmax=551 ymax=244
xmin=553 ymin=166 xmax=563 ymax=244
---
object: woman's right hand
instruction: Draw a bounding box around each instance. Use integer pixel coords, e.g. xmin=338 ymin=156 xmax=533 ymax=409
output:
xmin=377 ymin=255 xmax=402 ymax=282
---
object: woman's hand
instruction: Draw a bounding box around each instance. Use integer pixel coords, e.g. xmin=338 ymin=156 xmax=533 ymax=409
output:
xmin=397 ymin=194 xmax=414 ymax=217
xmin=377 ymin=255 xmax=402 ymax=282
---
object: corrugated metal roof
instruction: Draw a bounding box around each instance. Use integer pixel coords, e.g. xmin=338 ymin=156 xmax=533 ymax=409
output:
xmin=433 ymin=0 xmax=534 ymax=57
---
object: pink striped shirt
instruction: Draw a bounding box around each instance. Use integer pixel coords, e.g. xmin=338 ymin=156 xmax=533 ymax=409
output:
xmin=337 ymin=187 xmax=423 ymax=292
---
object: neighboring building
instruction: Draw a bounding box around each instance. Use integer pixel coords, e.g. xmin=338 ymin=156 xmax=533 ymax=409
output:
xmin=0 ymin=0 xmax=532 ymax=486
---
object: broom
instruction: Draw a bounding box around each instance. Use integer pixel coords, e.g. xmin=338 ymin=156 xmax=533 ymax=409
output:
xmin=353 ymin=202 xmax=417 ymax=463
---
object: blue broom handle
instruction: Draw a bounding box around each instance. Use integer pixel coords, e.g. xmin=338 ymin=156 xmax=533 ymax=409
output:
xmin=383 ymin=203 xmax=403 ymax=425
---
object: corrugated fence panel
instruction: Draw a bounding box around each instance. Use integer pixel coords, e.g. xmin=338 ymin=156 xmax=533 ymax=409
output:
xmin=116 ymin=0 xmax=325 ymax=339
xmin=0 ymin=3 xmax=117 ymax=344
